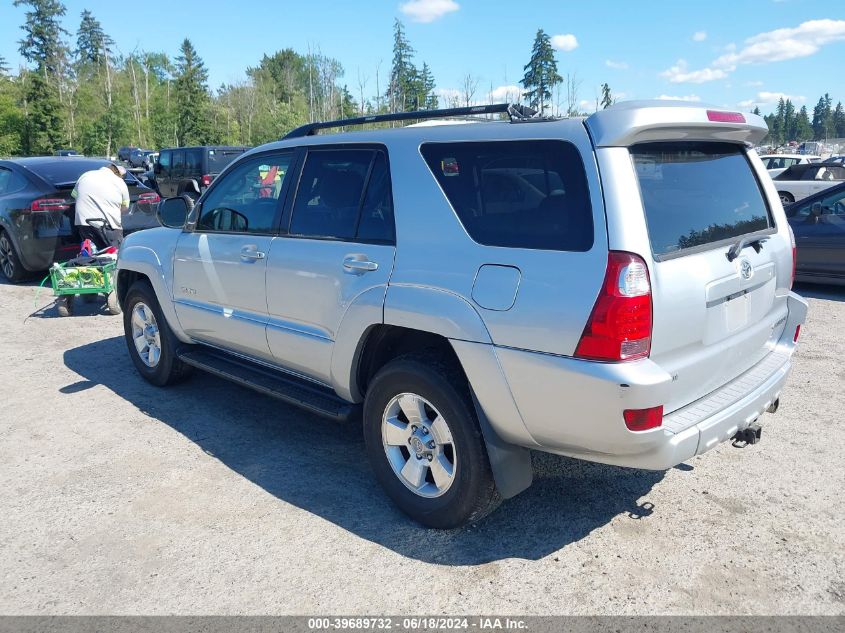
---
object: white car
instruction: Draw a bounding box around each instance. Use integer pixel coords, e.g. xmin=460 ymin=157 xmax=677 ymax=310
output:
xmin=759 ymin=153 xmax=820 ymax=178
xmin=773 ymin=163 xmax=845 ymax=204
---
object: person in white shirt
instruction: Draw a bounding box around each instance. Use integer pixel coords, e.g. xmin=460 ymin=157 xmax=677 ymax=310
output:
xmin=71 ymin=163 xmax=130 ymax=249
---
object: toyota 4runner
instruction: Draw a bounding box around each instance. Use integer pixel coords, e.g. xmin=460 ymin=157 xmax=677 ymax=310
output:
xmin=115 ymin=101 xmax=807 ymax=528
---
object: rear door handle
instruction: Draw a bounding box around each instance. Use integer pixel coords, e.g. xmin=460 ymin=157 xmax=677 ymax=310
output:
xmin=343 ymin=256 xmax=378 ymax=273
xmin=240 ymin=247 xmax=266 ymax=261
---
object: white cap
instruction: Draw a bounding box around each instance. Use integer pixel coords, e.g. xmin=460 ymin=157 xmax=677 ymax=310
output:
xmin=111 ymin=163 xmax=127 ymax=176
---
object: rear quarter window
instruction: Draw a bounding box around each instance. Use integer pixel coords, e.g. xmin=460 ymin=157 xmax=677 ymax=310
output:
xmin=631 ymin=142 xmax=773 ymax=258
xmin=420 ymin=140 xmax=593 ymax=251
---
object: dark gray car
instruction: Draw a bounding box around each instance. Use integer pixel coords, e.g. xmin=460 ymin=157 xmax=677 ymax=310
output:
xmin=786 ymin=181 xmax=845 ymax=285
xmin=0 ymin=157 xmax=160 ymax=282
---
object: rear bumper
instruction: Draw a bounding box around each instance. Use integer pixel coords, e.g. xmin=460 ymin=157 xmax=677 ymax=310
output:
xmin=484 ymin=292 xmax=808 ymax=470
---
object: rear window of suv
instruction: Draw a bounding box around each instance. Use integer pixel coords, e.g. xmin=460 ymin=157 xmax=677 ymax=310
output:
xmin=631 ymin=142 xmax=772 ymax=258
xmin=421 ymin=140 xmax=593 ymax=251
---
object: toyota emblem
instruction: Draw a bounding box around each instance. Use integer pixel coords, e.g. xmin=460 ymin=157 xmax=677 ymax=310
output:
xmin=740 ymin=259 xmax=754 ymax=280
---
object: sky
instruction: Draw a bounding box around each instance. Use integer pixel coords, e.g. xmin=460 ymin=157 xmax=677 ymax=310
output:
xmin=1 ymin=0 xmax=843 ymax=115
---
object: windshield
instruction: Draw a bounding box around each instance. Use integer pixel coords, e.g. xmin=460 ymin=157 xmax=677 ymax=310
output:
xmin=27 ymin=159 xmax=110 ymax=186
xmin=631 ymin=142 xmax=772 ymax=258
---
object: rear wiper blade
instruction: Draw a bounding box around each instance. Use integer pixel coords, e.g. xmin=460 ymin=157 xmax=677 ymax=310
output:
xmin=726 ymin=235 xmax=769 ymax=262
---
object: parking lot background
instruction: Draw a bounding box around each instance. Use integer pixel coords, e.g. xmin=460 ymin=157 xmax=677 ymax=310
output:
xmin=0 ymin=279 xmax=842 ymax=614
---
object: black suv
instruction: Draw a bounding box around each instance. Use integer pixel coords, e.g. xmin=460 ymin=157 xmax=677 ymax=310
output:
xmin=153 ymin=146 xmax=250 ymax=200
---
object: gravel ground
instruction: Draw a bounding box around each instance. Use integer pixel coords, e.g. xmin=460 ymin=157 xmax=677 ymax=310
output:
xmin=0 ymin=278 xmax=843 ymax=615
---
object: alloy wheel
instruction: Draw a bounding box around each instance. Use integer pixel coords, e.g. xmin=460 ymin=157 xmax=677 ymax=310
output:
xmin=0 ymin=234 xmax=14 ymax=279
xmin=381 ymin=393 xmax=457 ymax=498
xmin=131 ymin=302 xmax=162 ymax=367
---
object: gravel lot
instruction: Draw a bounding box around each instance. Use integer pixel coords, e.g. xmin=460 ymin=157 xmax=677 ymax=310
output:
xmin=0 ymin=278 xmax=843 ymax=615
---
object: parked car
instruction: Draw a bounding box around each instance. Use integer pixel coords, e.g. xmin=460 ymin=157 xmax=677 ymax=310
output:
xmin=785 ymin=181 xmax=845 ymax=285
xmin=823 ymin=155 xmax=845 ymax=165
xmin=116 ymin=101 xmax=806 ymax=528
xmin=117 ymin=146 xmax=137 ymax=163
xmin=129 ymin=148 xmax=157 ymax=169
xmin=55 ymin=149 xmax=81 ymax=157
xmin=758 ymin=153 xmax=820 ymax=178
xmin=0 ymin=157 xmax=160 ymax=282
xmin=773 ymin=163 xmax=845 ymax=204
xmin=152 ymin=146 xmax=250 ymax=200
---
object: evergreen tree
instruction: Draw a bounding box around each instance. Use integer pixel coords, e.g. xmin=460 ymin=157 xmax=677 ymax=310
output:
xmin=174 ymin=38 xmax=212 ymax=146
xmin=76 ymin=10 xmax=111 ymax=66
xmin=752 ymin=106 xmax=761 ymax=116
xmin=386 ymin=19 xmax=417 ymax=112
xmin=0 ymin=56 xmax=9 ymax=76
xmin=417 ymin=62 xmax=437 ymax=110
xmin=520 ymin=29 xmax=561 ymax=115
xmin=834 ymin=102 xmax=845 ymax=139
xmin=783 ymin=99 xmax=796 ymax=141
xmin=14 ymin=0 xmax=69 ymax=154
xmin=795 ymin=106 xmax=813 ymax=141
xmin=600 ymin=83 xmax=612 ymax=109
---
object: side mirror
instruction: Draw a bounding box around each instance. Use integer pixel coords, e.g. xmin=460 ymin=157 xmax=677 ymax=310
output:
xmin=156 ymin=196 xmax=190 ymax=229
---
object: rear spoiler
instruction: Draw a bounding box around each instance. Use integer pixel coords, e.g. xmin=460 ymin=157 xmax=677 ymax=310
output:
xmin=585 ymin=100 xmax=768 ymax=147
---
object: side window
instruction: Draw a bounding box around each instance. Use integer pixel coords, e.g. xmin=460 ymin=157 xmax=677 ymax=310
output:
xmin=420 ymin=140 xmax=593 ymax=251
xmin=196 ymin=153 xmax=293 ymax=234
xmin=0 ymin=168 xmax=10 ymax=194
xmin=0 ymin=168 xmax=27 ymax=195
xmin=185 ymin=149 xmax=202 ymax=175
xmin=172 ymin=151 xmax=185 ymax=177
xmin=290 ymin=149 xmax=373 ymax=240
xmin=158 ymin=151 xmax=171 ymax=175
xmin=356 ymin=151 xmax=394 ymax=242
xmin=821 ymin=190 xmax=845 ymax=216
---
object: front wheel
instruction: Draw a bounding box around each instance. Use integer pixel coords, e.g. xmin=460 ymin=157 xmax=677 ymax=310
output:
xmin=363 ymin=354 xmax=500 ymax=529
xmin=123 ymin=281 xmax=190 ymax=386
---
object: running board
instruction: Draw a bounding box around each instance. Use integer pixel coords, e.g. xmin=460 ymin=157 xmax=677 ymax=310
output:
xmin=178 ymin=348 xmax=357 ymax=422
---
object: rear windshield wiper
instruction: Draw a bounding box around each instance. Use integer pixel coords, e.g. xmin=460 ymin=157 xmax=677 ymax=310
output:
xmin=726 ymin=235 xmax=769 ymax=261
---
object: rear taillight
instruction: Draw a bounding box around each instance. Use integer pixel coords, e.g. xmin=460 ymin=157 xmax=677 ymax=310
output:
xmin=623 ymin=406 xmax=664 ymax=431
xmin=575 ymin=251 xmax=652 ymax=362
xmin=788 ymin=226 xmax=797 ymax=289
xmin=201 ymin=174 xmax=213 ymax=187
xmin=30 ymin=198 xmax=71 ymax=212
xmin=707 ymin=110 xmax=745 ymax=123
xmin=138 ymin=192 xmax=160 ymax=204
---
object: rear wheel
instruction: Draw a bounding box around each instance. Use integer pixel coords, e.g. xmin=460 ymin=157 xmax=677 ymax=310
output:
xmin=778 ymin=191 xmax=794 ymax=205
xmin=0 ymin=230 xmax=27 ymax=283
xmin=363 ymin=354 xmax=500 ymax=529
xmin=123 ymin=281 xmax=190 ymax=386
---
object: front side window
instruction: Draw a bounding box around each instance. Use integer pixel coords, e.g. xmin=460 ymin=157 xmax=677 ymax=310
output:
xmin=172 ymin=151 xmax=184 ymax=176
xmin=290 ymin=149 xmax=377 ymax=240
xmin=158 ymin=151 xmax=171 ymax=174
xmin=196 ymin=152 xmax=293 ymax=234
xmin=420 ymin=140 xmax=593 ymax=251
xmin=631 ymin=142 xmax=772 ymax=257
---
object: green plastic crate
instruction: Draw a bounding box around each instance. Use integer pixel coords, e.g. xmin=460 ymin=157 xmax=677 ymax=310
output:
xmin=50 ymin=261 xmax=116 ymax=296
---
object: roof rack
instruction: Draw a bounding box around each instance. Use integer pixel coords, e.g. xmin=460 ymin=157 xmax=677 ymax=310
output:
xmin=282 ymin=103 xmax=538 ymax=140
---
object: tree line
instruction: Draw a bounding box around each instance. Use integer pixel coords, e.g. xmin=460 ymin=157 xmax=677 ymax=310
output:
xmin=756 ymin=94 xmax=845 ymax=147
xmin=0 ymin=1 xmax=840 ymax=157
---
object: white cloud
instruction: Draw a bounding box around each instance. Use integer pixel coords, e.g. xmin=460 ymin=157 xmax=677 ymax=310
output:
xmin=692 ymin=31 xmax=707 ymax=42
xmin=399 ymin=0 xmax=459 ymax=23
xmin=713 ymin=19 xmax=845 ymax=69
xmin=661 ymin=59 xmax=728 ymax=84
xmin=745 ymin=80 xmax=764 ymax=87
xmin=605 ymin=59 xmax=628 ymax=70
xmin=488 ymin=84 xmax=522 ymax=102
xmin=579 ymin=99 xmax=595 ymax=112
xmin=655 ymin=94 xmax=702 ymax=102
xmin=737 ymin=91 xmax=806 ymax=109
xmin=663 ymin=19 xmax=845 ymax=84
xmin=551 ymin=34 xmax=579 ymax=51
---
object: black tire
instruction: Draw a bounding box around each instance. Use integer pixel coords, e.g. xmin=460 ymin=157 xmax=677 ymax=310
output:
xmin=0 ymin=230 xmax=28 ymax=283
xmin=56 ymin=295 xmax=74 ymax=317
xmin=363 ymin=353 xmax=500 ymax=529
xmin=122 ymin=280 xmax=191 ymax=386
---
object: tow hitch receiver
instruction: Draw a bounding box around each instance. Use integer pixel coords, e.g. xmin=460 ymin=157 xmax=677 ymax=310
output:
xmin=732 ymin=422 xmax=763 ymax=447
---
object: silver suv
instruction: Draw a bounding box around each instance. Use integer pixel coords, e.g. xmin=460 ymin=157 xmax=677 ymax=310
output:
xmin=116 ymin=101 xmax=807 ymax=528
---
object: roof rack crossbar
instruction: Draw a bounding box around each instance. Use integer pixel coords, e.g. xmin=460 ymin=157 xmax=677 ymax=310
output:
xmin=282 ymin=103 xmax=537 ymax=140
